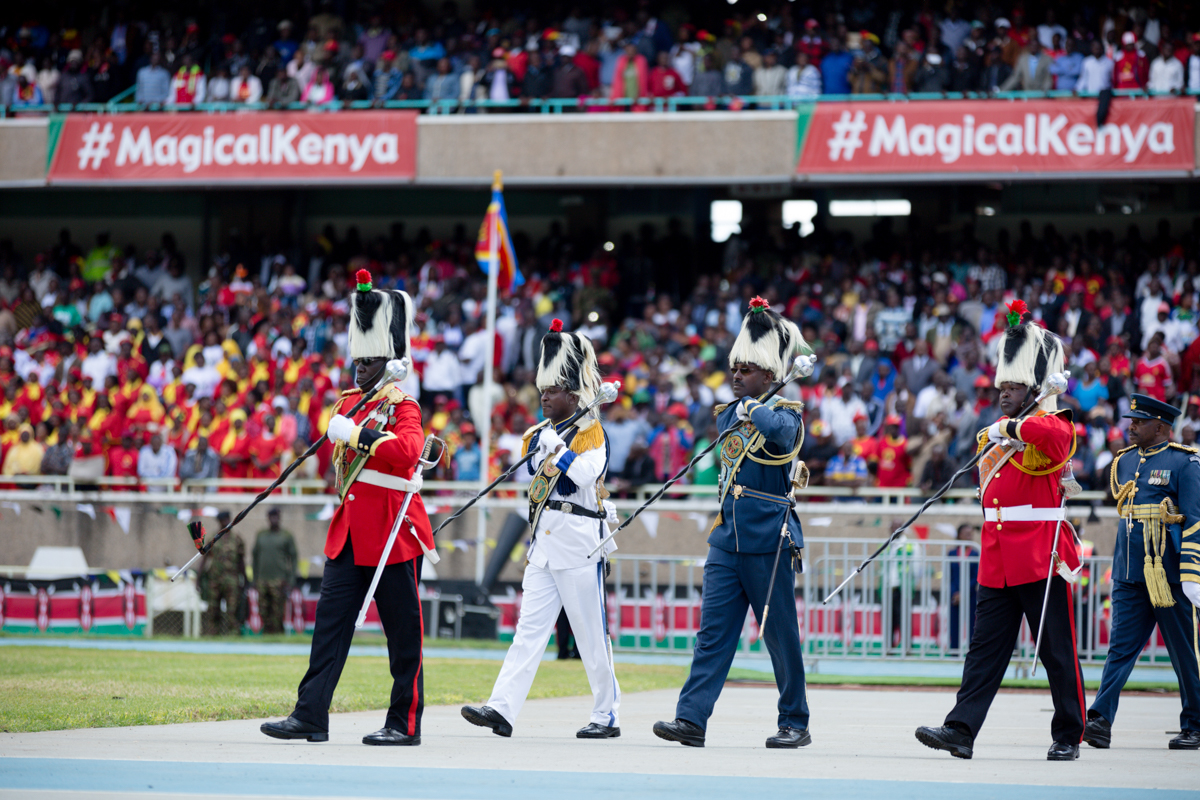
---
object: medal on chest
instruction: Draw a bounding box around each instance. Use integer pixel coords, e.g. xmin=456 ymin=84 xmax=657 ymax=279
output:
xmin=528 ymin=458 xmax=559 ymax=505
xmin=1148 ymin=469 xmax=1171 ymax=486
xmin=720 ymin=422 xmax=754 ymax=467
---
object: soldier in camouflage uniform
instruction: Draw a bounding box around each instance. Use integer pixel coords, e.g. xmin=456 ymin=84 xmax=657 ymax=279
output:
xmin=201 ymin=510 xmax=246 ymax=636
xmin=254 ymin=508 xmax=298 ymax=634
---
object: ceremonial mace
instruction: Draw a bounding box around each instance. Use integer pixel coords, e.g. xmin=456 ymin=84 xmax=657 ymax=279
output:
xmin=820 ymin=372 xmax=1070 ymax=605
xmin=171 ymin=358 xmax=410 ymax=581
xmin=429 ymin=380 xmax=622 ymax=538
xmin=355 ymin=433 xmax=446 ymax=629
xmin=588 ymin=354 xmax=817 ymax=558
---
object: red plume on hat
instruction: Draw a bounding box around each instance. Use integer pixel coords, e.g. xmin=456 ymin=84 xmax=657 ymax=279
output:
xmin=749 ymin=296 xmax=770 ymax=314
xmin=1005 ymin=299 xmax=1029 ymax=328
xmin=549 ymin=318 xmax=563 ymax=332
xmin=355 ymin=269 xmax=373 ymax=291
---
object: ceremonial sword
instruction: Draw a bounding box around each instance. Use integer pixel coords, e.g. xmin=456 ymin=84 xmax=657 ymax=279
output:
xmin=355 ymin=434 xmax=445 ymax=629
xmin=171 ymin=358 xmax=410 ymax=582
xmin=820 ymin=372 xmax=1070 ymax=605
xmin=1031 ymin=461 xmax=1084 ymax=677
xmin=760 ymin=456 xmax=806 ymax=633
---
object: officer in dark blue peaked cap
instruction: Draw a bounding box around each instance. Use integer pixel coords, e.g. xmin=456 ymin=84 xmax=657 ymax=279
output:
xmin=1085 ymin=393 xmax=1200 ymax=751
xmin=652 ymin=297 xmax=812 ymax=750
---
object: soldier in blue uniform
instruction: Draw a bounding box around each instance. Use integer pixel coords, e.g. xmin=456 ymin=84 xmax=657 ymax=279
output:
xmin=1085 ymin=393 xmax=1200 ymax=751
xmin=653 ymin=297 xmax=811 ymax=749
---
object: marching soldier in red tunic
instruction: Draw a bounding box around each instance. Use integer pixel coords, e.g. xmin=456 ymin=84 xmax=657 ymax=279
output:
xmin=262 ymin=271 xmax=432 ymax=746
xmin=917 ymin=304 xmax=1086 ymax=761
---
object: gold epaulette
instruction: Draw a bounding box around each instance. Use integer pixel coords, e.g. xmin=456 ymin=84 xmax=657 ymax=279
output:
xmin=520 ymin=420 xmax=551 ymax=457
xmin=518 ymin=417 xmax=604 ymax=457
xmin=569 ymin=418 xmax=604 ymax=453
xmin=370 ymin=383 xmax=414 ymax=405
xmin=1169 ymin=442 xmax=1200 ymax=454
xmin=1117 ymin=444 xmax=1137 ymax=456
xmin=714 ymin=403 xmax=730 ymax=417
xmin=774 ymin=399 xmax=805 ymax=411
xmin=339 ymin=387 xmax=362 ymax=398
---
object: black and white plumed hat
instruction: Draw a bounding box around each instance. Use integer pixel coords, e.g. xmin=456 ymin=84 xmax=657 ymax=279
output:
xmin=728 ymin=296 xmax=806 ymax=380
xmin=348 ymin=269 xmax=413 ymax=362
xmin=994 ymin=300 xmax=1065 ymax=412
xmin=536 ymin=319 xmax=601 ymax=417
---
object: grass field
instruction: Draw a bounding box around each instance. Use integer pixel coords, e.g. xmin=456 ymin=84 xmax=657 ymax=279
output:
xmin=0 ymin=643 xmax=1179 ymax=733
xmin=0 ymin=645 xmax=714 ymax=733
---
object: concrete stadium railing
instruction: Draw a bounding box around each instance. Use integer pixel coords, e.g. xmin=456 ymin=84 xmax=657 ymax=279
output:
xmin=3 ymin=88 xmax=1193 ymax=117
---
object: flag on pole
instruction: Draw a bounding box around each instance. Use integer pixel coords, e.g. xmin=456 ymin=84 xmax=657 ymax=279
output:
xmin=475 ymin=170 xmax=523 ymax=291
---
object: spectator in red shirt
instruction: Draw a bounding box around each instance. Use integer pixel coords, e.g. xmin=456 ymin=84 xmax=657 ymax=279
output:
xmin=107 ymin=432 xmax=139 ymax=490
xmin=610 ymin=40 xmax=650 ymax=107
xmin=649 ymin=51 xmax=685 ymax=98
xmin=1134 ymin=333 xmax=1174 ymax=401
xmin=248 ymin=412 xmax=284 ymax=481
xmin=116 ymin=339 xmax=149 ymax=382
xmin=219 ymin=409 xmax=252 ymax=482
xmin=1113 ymin=31 xmax=1147 ymax=89
xmin=875 ymin=414 xmax=913 ymax=489
xmin=851 ymin=412 xmax=879 ymax=463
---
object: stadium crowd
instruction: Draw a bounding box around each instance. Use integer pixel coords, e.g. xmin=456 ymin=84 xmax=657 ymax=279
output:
xmin=3 ymin=1 xmax=1200 ymax=109
xmin=0 ymin=210 xmax=1198 ymax=500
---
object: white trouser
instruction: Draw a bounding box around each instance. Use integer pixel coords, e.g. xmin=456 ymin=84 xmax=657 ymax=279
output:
xmin=487 ymin=561 xmax=621 ymax=728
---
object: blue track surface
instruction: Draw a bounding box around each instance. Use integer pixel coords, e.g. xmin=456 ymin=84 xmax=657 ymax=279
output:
xmin=1 ymin=759 xmax=1192 ymax=800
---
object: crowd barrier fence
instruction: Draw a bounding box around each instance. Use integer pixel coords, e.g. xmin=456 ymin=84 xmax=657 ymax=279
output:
xmin=2 ymin=89 xmax=1193 ymax=118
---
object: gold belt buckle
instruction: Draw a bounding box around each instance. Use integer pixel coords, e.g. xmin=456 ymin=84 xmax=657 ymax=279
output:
xmin=996 ymin=507 xmax=1003 ymax=524
xmin=732 ymin=485 xmax=744 ymax=499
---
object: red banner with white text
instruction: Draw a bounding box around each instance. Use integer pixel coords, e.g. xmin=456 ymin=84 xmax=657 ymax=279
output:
xmin=47 ymin=111 xmax=418 ymax=184
xmin=797 ymin=98 xmax=1194 ymax=175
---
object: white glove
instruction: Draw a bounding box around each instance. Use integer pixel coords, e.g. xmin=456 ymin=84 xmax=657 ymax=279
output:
xmin=539 ymin=428 xmax=565 ymax=457
xmin=736 ymin=399 xmax=752 ymax=422
xmin=327 ymin=414 xmax=356 ymax=444
xmin=603 ymin=500 xmax=619 ymax=525
xmin=987 ymin=421 xmax=1004 ymax=441
xmin=1184 ymin=581 xmax=1200 ymax=609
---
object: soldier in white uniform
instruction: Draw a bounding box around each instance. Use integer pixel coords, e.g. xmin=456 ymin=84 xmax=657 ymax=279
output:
xmin=461 ymin=319 xmax=621 ymax=739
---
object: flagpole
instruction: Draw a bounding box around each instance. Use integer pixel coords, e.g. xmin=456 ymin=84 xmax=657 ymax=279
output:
xmin=476 ymin=170 xmax=501 ymax=586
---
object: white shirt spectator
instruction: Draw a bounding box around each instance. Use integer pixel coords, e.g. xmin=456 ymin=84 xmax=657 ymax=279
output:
xmin=181 ymin=363 xmax=222 ymax=398
xmin=820 ymin=393 xmax=868 ymax=446
xmin=1037 ymin=22 xmax=1067 ymax=50
xmin=786 ymin=63 xmax=822 ymax=98
xmin=230 ymin=74 xmax=263 ymax=103
xmin=207 ymin=74 xmax=231 ymax=101
xmin=202 ymin=344 xmax=226 ymax=367
xmin=457 ymin=328 xmax=491 ymax=385
xmin=874 ymin=307 xmax=910 ymax=352
xmin=138 ymin=442 xmax=178 ymax=491
xmin=148 ymin=359 xmax=174 ymax=391
xmin=81 ymin=349 xmax=117 ymax=388
xmin=1076 ymin=54 xmax=1114 ymax=93
xmin=1166 ymin=311 xmax=1199 ymax=353
xmin=1190 ymin=53 xmax=1200 ymax=92
xmin=913 ymin=384 xmax=955 ymax=421
xmin=671 ymin=42 xmax=700 ymax=86
xmin=940 ymin=17 xmax=972 ymax=52
xmin=754 ymin=64 xmax=787 ymax=96
xmin=1148 ymin=55 xmax=1184 ymax=92
xmin=422 ymin=347 xmax=463 ymax=393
